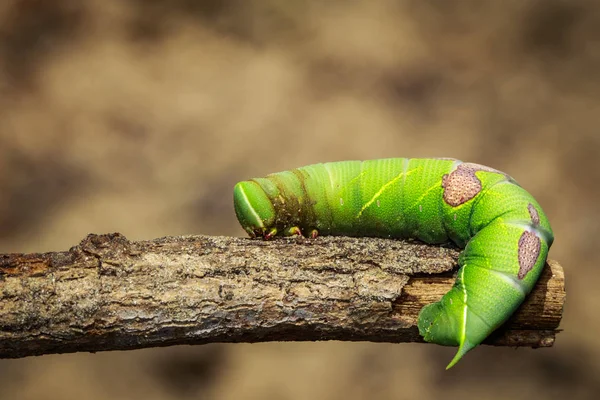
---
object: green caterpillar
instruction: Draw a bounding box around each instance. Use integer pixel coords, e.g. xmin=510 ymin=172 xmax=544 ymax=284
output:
xmin=233 ymin=158 xmax=553 ymax=369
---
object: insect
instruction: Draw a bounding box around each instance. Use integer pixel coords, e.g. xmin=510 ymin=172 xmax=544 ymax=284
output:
xmin=233 ymin=158 xmax=554 ymax=368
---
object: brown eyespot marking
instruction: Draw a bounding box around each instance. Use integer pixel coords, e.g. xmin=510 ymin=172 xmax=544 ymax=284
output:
xmin=527 ymin=203 xmax=540 ymax=225
xmin=517 ymin=203 xmax=542 ymax=279
xmin=441 ymin=163 xmax=505 ymax=207
xmin=517 ymin=231 xmax=541 ymax=279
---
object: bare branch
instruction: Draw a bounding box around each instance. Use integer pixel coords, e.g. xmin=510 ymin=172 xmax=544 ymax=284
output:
xmin=0 ymin=233 xmax=565 ymax=359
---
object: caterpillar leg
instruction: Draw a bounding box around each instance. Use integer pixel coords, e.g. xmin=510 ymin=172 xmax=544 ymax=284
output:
xmin=284 ymin=226 xmax=319 ymax=239
xmin=263 ymin=228 xmax=277 ymax=240
xmin=285 ymin=227 xmax=303 ymax=236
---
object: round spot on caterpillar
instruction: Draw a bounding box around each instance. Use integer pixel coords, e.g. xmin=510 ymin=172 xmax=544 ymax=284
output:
xmin=528 ymin=203 xmax=540 ymax=225
xmin=442 ymin=168 xmax=481 ymax=206
xmin=441 ymin=163 xmax=507 ymax=207
xmin=517 ymin=231 xmax=541 ymax=279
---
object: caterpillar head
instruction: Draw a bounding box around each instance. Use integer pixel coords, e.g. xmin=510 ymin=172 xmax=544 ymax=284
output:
xmin=233 ymin=181 xmax=277 ymax=238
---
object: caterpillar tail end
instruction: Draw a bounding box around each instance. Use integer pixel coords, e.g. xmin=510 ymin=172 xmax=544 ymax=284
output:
xmin=445 ymin=340 xmax=475 ymax=370
xmin=417 ymin=292 xmax=476 ymax=369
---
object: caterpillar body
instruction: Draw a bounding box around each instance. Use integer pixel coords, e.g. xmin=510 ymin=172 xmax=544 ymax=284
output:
xmin=233 ymin=158 xmax=553 ymax=368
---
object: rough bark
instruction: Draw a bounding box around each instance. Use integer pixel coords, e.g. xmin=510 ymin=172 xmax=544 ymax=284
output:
xmin=0 ymin=233 xmax=565 ymax=359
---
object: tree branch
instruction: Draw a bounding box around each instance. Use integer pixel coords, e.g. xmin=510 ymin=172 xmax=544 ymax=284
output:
xmin=0 ymin=233 xmax=564 ymax=359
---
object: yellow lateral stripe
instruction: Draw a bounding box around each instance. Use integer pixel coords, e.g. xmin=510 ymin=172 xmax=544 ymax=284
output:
xmin=404 ymin=181 xmax=441 ymax=213
xmin=344 ymin=167 xmax=369 ymax=188
xmin=356 ymin=167 xmax=421 ymax=218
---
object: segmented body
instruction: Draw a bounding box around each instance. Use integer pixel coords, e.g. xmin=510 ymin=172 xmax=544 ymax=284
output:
xmin=233 ymin=158 xmax=554 ymax=368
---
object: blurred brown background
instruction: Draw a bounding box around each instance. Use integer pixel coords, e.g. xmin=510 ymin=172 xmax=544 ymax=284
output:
xmin=0 ymin=0 xmax=599 ymax=399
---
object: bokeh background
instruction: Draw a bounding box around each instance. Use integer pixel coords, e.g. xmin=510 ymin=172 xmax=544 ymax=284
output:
xmin=1 ymin=0 xmax=599 ymax=399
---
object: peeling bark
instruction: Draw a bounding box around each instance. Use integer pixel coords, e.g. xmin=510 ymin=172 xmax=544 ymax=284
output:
xmin=0 ymin=233 xmax=565 ymax=359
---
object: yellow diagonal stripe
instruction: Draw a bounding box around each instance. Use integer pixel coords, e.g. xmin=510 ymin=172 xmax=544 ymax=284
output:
xmin=356 ymin=167 xmax=421 ymax=218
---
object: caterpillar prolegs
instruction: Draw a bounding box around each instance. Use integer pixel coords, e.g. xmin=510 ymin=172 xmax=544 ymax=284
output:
xmin=233 ymin=158 xmax=554 ymax=368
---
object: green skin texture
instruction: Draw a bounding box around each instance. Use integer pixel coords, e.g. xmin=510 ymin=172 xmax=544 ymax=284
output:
xmin=233 ymin=158 xmax=554 ymax=369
